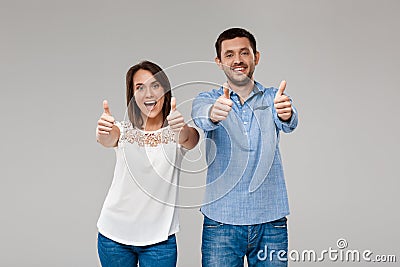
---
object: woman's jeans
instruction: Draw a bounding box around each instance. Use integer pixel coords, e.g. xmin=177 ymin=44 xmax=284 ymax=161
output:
xmin=97 ymin=232 xmax=177 ymax=267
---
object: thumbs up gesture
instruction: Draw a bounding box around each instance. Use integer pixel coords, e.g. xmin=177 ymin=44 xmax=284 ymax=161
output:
xmin=274 ymin=80 xmax=292 ymax=121
xmin=96 ymin=100 xmax=120 ymax=147
xmin=210 ymin=82 xmax=233 ymax=123
xmin=167 ymin=97 xmax=186 ymax=134
xmin=97 ymin=100 xmax=115 ymax=136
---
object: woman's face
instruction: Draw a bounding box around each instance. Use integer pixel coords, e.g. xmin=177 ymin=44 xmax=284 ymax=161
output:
xmin=133 ymin=69 xmax=165 ymax=121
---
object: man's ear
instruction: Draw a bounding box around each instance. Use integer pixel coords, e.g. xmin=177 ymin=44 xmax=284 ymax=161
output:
xmin=215 ymin=57 xmax=223 ymax=70
xmin=255 ymin=51 xmax=260 ymax=66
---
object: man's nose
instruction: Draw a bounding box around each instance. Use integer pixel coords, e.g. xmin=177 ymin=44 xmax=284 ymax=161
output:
xmin=233 ymin=53 xmax=242 ymax=64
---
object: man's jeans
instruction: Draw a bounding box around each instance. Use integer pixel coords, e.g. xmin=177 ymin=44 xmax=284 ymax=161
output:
xmin=202 ymin=216 xmax=288 ymax=267
xmin=97 ymin=232 xmax=177 ymax=267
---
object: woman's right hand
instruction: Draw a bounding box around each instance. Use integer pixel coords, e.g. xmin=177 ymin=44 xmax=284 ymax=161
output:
xmin=96 ymin=100 xmax=119 ymax=147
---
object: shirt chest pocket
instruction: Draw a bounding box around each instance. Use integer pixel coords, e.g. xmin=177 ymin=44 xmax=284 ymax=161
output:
xmin=252 ymin=105 xmax=275 ymax=133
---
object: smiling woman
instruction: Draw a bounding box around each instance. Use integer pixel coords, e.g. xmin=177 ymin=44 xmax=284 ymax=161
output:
xmin=95 ymin=60 xmax=199 ymax=267
xmin=126 ymin=61 xmax=172 ymax=131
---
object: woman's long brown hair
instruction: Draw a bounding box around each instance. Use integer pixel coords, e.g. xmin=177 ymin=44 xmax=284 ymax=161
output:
xmin=125 ymin=61 xmax=172 ymax=128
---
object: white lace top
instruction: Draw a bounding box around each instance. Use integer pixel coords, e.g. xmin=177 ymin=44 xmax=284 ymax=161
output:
xmin=97 ymin=121 xmax=185 ymax=246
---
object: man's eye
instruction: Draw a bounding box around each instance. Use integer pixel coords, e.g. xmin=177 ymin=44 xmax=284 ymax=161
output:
xmin=241 ymin=51 xmax=249 ymax=56
xmin=225 ymin=54 xmax=233 ymax=58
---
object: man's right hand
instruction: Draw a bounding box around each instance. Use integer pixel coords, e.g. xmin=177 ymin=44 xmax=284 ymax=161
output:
xmin=210 ymin=83 xmax=233 ymax=123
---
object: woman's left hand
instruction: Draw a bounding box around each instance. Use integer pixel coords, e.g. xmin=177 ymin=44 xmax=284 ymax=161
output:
xmin=167 ymin=97 xmax=186 ymax=134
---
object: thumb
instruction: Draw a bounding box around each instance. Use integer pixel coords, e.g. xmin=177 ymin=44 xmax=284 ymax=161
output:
xmin=223 ymin=82 xmax=230 ymax=99
xmin=103 ymin=100 xmax=111 ymax=115
xmin=275 ymin=80 xmax=287 ymax=98
xmin=171 ymin=97 xmax=176 ymax=112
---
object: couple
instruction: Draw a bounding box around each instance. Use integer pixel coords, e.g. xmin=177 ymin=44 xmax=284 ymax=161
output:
xmin=95 ymin=28 xmax=298 ymax=267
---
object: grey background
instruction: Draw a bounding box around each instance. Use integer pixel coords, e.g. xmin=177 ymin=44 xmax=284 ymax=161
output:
xmin=1 ymin=0 xmax=399 ymax=266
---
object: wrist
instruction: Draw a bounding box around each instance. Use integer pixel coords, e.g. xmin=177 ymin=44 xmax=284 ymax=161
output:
xmin=208 ymin=107 xmax=220 ymax=124
xmin=178 ymin=125 xmax=190 ymax=143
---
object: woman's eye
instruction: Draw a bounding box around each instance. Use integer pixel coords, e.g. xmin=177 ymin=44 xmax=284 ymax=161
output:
xmin=152 ymin=83 xmax=160 ymax=89
xmin=136 ymin=85 xmax=144 ymax=91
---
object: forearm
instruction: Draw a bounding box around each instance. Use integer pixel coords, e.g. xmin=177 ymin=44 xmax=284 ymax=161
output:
xmin=97 ymin=125 xmax=119 ymax=147
xmin=178 ymin=125 xmax=199 ymax=150
xmin=274 ymin=105 xmax=298 ymax=133
xmin=192 ymin=103 xmax=220 ymax=132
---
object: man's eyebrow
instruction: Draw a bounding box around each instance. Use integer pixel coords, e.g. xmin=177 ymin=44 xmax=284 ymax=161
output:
xmin=224 ymin=47 xmax=250 ymax=54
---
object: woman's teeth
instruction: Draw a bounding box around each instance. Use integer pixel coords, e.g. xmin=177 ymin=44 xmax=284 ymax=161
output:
xmin=144 ymin=101 xmax=157 ymax=111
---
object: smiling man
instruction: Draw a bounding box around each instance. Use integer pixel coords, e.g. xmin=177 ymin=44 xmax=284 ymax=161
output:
xmin=192 ymin=28 xmax=299 ymax=267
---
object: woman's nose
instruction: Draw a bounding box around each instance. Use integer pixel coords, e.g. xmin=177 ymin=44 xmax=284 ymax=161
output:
xmin=144 ymin=87 xmax=153 ymax=98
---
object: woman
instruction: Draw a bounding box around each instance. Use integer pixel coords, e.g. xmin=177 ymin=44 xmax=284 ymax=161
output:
xmin=95 ymin=60 xmax=199 ymax=266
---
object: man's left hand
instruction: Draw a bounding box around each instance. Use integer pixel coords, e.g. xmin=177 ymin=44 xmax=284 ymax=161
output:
xmin=274 ymin=80 xmax=292 ymax=122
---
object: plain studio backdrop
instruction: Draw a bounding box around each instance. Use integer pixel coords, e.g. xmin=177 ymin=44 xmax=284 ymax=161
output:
xmin=1 ymin=0 xmax=399 ymax=266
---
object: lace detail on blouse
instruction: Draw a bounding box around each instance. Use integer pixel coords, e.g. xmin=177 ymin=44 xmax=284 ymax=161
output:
xmin=118 ymin=121 xmax=176 ymax=147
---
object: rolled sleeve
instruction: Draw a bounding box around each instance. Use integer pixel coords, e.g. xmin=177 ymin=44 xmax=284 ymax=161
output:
xmin=279 ymin=104 xmax=298 ymax=133
xmin=191 ymin=91 xmax=220 ymax=132
xmin=272 ymin=92 xmax=299 ymax=133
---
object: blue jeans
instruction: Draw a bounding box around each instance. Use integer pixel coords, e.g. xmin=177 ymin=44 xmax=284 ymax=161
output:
xmin=202 ymin=216 xmax=288 ymax=267
xmin=97 ymin=232 xmax=177 ymax=267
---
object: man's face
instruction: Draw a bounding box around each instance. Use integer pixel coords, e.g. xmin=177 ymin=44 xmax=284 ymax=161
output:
xmin=216 ymin=37 xmax=260 ymax=87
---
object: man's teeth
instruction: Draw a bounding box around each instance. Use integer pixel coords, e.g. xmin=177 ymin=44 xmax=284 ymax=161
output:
xmin=233 ymin=67 xmax=245 ymax=71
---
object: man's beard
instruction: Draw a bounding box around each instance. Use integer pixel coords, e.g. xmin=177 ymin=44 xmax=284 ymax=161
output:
xmin=223 ymin=64 xmax=255 ymax=87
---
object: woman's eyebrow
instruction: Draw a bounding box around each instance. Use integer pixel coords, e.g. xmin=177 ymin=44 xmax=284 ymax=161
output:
xmin=150 ymin=80 xmax=159 ymax=85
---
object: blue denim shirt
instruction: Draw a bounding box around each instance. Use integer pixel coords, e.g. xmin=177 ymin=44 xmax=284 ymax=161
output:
xmin=191 ymin=81 xmax=298 ymax=225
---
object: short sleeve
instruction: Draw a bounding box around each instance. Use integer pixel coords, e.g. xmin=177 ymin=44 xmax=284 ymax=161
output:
xmin=114 ymin=121 xmax=133 ymax=147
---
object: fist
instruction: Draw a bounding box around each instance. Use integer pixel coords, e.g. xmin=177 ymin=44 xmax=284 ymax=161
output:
xmin=167 ymin=97 xmax=185 ymax=133
xmin=210 ymin=82 xmax=233 ymax=123
xmin=274 ymin=80 xmax=292 ymax=121
xmin=97 ymin=100 xmax=115 ymax=137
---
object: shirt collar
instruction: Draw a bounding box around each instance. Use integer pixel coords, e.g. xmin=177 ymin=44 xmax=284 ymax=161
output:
xmin=245 ymin=81 xmax=264 ymax=101
xmin=253 ymin=81 xmax=264 ymax=94
xmin=228 ymin=81 xmax=263 ymax=96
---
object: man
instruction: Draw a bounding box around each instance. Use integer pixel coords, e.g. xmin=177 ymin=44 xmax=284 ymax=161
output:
xmin=191 ymin=28 xmax=298 ymax=267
